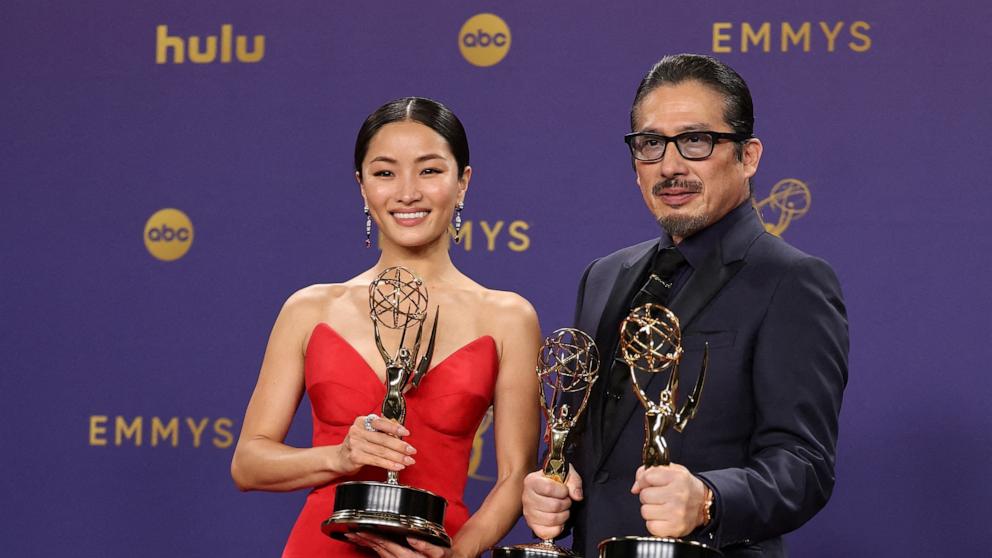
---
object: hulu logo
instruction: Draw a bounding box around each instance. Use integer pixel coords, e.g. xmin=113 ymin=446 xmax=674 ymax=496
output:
xmin=156 ymin=24 xmax=264 ymax=64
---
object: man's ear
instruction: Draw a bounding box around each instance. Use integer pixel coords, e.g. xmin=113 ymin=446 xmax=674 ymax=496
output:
xmin=742 ymin=138 xmax=763 ymax=181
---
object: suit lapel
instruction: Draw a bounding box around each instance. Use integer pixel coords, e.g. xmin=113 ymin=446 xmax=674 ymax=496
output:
xmin=597 ymin=240 xmax=746 ymax=468
xmin=668 ymin=247 xmax=745 ymax=332
xmin=586 ymin=242 xmax=657 ymax=465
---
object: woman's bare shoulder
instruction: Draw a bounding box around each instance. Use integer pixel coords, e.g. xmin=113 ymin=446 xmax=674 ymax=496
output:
xmin=281 ymin=281 xmax=365 ymax=319
xmin=476 ymin=288 xmax=539 ymax=328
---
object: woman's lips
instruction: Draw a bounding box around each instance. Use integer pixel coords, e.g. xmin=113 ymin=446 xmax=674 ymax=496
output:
xmin=391 ymin=210 xmax=430 ymax=226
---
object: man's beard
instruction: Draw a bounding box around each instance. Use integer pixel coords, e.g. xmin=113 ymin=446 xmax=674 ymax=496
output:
xmin=657 ymin=213 xmax=708 ymax=239
xmin=652 ymin=179 xmax=707 ymax=239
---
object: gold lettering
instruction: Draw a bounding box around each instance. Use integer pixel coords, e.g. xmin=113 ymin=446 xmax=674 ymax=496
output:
xmin=212 ymin=418 xmax=234 ymax=448
xmin=781 ymin=22 xmax=811 ymax=52
xmin=186 ymin=417 xmax=210 ymax=448
xmin=236 ymin=35 xmax=265 ymax=63
xmin=479 ymin=221 xmax=504 ymax=252
xmin=115 ymin=416 xmax=143 ymax=447
xmin=507 ymin=221 xmax=530 ymax=252
xmin=741 ymin=22 xmax=771 ymax=53
xmin=450 ymin=221 xmax=472 ymax=251
xmin=712 ymin=22 xmax=732 ymax=53
xmin=188 ymin=35 xmax=218 ymax=64
xmin=221 ymin=24 xmax=233 ymax=63
xmin=819 ymin=21 xmax=845 ymax=52
xmin=151 ymin=417 xmax=179 ymax=447
xmin=849 ymin=21 xmax=872 ymax=52
xmin=156 ymin=25 xmax=184 ymax=64
xmin=89 ymin=415 xmax=108 ymax=446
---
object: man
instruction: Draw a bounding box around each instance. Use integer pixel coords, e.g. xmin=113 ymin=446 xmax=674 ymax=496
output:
xmin=522 ymin=54 xmax=848 ymax=557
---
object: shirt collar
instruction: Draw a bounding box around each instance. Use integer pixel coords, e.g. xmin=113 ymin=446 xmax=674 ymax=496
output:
xmin=658 ymin=200 xmax=755 ymax=270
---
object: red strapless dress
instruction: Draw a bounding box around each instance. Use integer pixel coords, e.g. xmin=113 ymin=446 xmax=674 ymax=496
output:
xmin=282 ymin=323 xmax=499 ymax=557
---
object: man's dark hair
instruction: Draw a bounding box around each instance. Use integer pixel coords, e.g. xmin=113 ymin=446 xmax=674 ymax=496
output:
xmin=630 ymin=53 xmax=754 ymax=159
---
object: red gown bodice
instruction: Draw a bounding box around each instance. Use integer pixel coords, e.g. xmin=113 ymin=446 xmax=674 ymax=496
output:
xmin=282 ymin=323 xmax=498 ymax=557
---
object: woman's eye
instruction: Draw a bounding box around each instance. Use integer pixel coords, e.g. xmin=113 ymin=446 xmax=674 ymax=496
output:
xmin=421 ymin=168 xmax=442 ymax=175
xmin=372 ymin=170 xmax=393 ymax=177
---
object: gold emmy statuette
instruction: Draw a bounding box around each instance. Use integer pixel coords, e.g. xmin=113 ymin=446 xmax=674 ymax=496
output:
xmin=322 ymin=266 xmax=450 ymax=547
xmin=597 ymin=304 xmax=720 ymax=558
xmin=491 ymin=328 xmax=600 ymax=558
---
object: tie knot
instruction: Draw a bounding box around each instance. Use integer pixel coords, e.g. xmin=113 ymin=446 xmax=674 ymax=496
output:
xmin=628 ymin=246 xmax=686 ymax=311
xmin=652 ymin=247 xmax=686 ymax=279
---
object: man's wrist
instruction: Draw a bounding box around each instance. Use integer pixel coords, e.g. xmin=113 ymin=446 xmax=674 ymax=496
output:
xmin=699 ymin=484 xmax=714 ymax=528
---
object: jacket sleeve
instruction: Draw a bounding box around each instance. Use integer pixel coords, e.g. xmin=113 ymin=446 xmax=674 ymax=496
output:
xmin=572 ymin=258 xmax=598 ymax=329
xmin=553 ymin=257 xmax=600 ymax=542
xmin=697 ymin=256 xmax=849 ymax=547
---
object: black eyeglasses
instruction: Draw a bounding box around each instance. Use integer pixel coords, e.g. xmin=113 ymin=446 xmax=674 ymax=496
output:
xmin=623 ymin=131 xmax=750 ymax=161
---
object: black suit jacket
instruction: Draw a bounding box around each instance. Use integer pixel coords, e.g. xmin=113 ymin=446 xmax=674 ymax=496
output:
xmin=566 ymin=206 xmax=848 ymax=558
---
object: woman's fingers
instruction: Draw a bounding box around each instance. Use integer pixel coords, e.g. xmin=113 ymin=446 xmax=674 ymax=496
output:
xmin=369 ymin=416 xmax=410 ymax=437
xmin=342 ymin=416 xmax=417 ymax=472
xmin=352 ymin=436 xmax=415 ymax=470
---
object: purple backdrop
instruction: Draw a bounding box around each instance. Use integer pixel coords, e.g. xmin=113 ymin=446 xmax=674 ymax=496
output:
xmin=3 ymin=1 xmax=991 ymax=556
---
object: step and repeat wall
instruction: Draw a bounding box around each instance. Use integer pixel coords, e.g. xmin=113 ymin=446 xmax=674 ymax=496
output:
xmin=3 ymin=1 xmax=990 ymax=556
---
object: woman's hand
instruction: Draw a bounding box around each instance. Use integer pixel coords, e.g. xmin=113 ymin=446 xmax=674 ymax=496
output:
xmin=335 ymin=414 xmax=417 ymax=476
xmin=345 ymin=532 xmax=456 ymax=558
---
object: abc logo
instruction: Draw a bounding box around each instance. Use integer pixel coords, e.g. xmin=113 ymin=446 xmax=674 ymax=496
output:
xmin=144 ymin=208 xmax=194 ymax=261
xmin=459 ymin=13 xmax=511 ymax=67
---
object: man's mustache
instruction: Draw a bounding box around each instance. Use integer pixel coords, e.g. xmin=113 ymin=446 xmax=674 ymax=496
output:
xmin=651 ymin=179 xmax=703 ymax=196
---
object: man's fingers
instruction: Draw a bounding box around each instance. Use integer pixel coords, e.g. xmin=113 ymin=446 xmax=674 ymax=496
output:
xmin=565 ymin=465 xmax=584 ymax=501
xmin=522 ymin=469 xmax=574 ymax=540
xmin=633 ymin=464 xmax=678 ymax=493
xmin=529 ymin=509 xmax=571 ymax=527
xmin=530 ymin=494 xmax=572 ymax=514
xmin=645 ymin=518 xmax=679 ymax=538
xmin=528 ymin=475 xmax=570 ymax=499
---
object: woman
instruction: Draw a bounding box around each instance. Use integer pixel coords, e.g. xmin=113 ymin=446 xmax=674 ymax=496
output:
xmin=231 ymin=97 xmax=541 ymax=558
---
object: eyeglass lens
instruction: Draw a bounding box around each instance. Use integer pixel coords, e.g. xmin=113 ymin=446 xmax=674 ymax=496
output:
xmin=631 ymin=133 xmax=714 ymax=160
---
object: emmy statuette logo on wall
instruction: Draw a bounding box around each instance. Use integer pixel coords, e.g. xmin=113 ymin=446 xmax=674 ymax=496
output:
xmin=755 ymin=178 xmax=811 ymax=236
xmin=144 ymin=208 xmax=194 ymax=261
xmin=468 ymin=407 xmax=495 ymax=481
xmin=459 ymin=13 xmax=511 ymax=67
xmin=156 ymin=24 xmax=265 ymax=64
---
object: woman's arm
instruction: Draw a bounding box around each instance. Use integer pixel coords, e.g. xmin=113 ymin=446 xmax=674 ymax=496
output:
xmin=450 ymin=294 xmax=542 ymax=558
xmin=230 ymin=288 xmax=415 ymax=492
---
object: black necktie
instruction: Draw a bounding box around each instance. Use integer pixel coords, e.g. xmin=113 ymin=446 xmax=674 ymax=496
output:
xmin=602 ymin=246 xmax=686 ymax=436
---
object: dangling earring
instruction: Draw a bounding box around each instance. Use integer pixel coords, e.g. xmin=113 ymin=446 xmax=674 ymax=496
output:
xmin=453 ymin=202 xmax=464 ymax=244
xmin=364 ymin=206 xmax=372 ymax=248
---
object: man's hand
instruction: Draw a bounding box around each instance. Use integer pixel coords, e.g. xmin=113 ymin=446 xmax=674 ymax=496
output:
xmin=631 ymin=464 xmax=709 ymax=538
xmin=521 ymin=465 xmax=583 ymax=540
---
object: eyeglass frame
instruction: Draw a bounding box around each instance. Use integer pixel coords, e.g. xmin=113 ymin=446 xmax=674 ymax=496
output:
xmin=623 ymin=130 xmax=751 ymax=162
